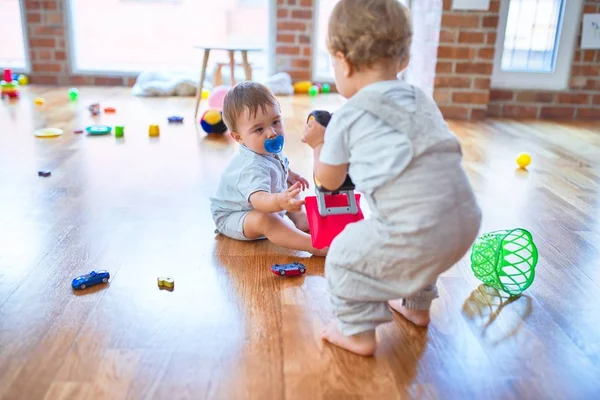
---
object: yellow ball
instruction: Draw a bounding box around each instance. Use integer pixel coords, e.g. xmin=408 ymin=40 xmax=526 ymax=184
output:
xmin=18 ymin=74 xmax=28 ymax=85
xmin=202 ymin=89 xmax=210 ymax=99
xmin=516 ymin=152 xmax=531 ymax=169
xmin=34 ymin=97 xmax=45 ymax=105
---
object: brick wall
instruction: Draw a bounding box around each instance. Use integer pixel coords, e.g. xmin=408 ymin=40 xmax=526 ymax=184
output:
xmin=488 ymin=0 xmax=600 ymax=120
xmin=275 ymin=0 xmax=314 ymax=81
xmin=433 ymin=0 xmax=599 ymax=120
xmin=432 ymin=0 xmax=500 ymax=120
xmin=24 ymin=0 xmax=65 ymax=84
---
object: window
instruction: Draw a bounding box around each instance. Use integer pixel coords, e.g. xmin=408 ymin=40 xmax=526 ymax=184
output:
xmin=66 ymin=0 xmax=273 ymax=79
xmin=0 ymin=0 xmax=29 ymax=71
xmin=500 ymin=0 xmax=563 ymax=72
xmin=313 ymin=0 xmax=339 ymax=82
xmin=313 ymin=0 xmax=410 ymax=82
xmin=492 ymin=0 xmax=585 ymax=90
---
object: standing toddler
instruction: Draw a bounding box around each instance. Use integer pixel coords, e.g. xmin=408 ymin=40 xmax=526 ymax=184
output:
xmin=302 ymin=0 xmax=482 ymax=355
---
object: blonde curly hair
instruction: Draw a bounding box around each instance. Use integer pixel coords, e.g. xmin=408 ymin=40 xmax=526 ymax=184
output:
xmin=327 ymin=0 xmax=412 ymax=70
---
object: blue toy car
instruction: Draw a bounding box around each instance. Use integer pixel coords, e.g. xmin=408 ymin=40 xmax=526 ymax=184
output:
xmin=72 ymin=270 xmax=110 ymax=290
xmin=270 ymin=262 xmax=306 ymax=276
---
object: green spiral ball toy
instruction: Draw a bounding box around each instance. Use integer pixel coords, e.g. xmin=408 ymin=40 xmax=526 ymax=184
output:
xmin=470 ymin=228 xmax=538 ymax=296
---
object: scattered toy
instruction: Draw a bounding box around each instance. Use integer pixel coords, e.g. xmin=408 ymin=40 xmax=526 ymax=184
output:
xmin=18 ymin=74 xmax=28 ymax=85
xmin=68 ymin=88 xmax=79 ymax=101
xmin=321 ymin=83 xmax=331 ymax=93
xmin=270 ymin=261 xmax=306 ymax=277
xmin=72 ymin=270 xmax=110 ymax=290
xmin=516 ymin=152 xmax=531 ymax=169
xmin=38 ymin=170 xmax=51 ymax=177
xmin=34 ymin=128 xmax=63 ymax=138
xmin=293 ymin=80 xmax=312 ymax=94
xmin=1 ymin=69 xmax=19 ymax=99
xmin=86 ymin=125 xmax=112 ymax=135
xmin=104 ymin=107 xmax=116 ymax=113
xmin=74 ymin=129 xmax=84 ymax=134
xmin=200 ymin=109 xmax=227 ymax=134
xmin=308 ymin=85 xmax=319 ymax=97
xmin=149 ymin=124 xmax=160 ymax=137
xmin=88 ymin=103 xmax=100 ymax=116
xmin=157 ymin=276 xmax=175 ymax=290
xmin=168 ymin=116 xmax=184 ymax=123
xmin=114 ymin=125 xmax=124 ymax=138
xmin=471 ymin=228 xmax=538 ymax=296
xmin=34 ymin=97 xmax=45 ymax=105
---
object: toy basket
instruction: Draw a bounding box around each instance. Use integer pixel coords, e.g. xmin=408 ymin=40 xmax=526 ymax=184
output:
xmin=470 ymin=228 xmax=538 ymax=296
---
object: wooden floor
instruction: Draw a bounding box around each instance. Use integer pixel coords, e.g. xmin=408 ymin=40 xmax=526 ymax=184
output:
xmin=1 ymin=86 xmax=599 ymax=400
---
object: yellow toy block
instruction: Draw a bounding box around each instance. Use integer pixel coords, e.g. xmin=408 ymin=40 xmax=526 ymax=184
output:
xmin=149 ymin=124 xmax=160 ymax=137
xmin=157 ymin=276 xmax=174 ymax=290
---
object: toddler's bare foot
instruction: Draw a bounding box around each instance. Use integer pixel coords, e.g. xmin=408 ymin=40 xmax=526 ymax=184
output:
xmin=388 ymin=300 xmax=431 ymax=327
xmin=288 ymin=211 xmax=310 ymax=232
xmin=321 ymin=321 xmax=376 ymax=356
xmin=310 ymin=246 xmax=328 ymax=257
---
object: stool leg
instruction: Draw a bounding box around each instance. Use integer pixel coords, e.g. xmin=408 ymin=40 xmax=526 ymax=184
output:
xmin=213 ymin=64 xmax=223 ymax=87
xmin=195 ymin=49 xmax=210 ymax=118
xmin=241 ymin=50 xmax=252 ymax=81
xmin=229 ymin=50 xmax=236 ymax=86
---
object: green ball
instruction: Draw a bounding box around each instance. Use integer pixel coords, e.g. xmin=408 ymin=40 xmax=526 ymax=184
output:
xmin=68 ymin=88 xmax=79 ymax=101
xmin=470 ymin=228 xmax=538 ymax=296
xmin=321 ymin=83 xmax=331 ymax=93
xmin=308 ymin=85 xmax=319 ymax=97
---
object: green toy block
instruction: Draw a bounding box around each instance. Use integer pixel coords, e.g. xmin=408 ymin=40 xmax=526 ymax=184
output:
xmin=114 ymin=125 xmax=124 ymax=138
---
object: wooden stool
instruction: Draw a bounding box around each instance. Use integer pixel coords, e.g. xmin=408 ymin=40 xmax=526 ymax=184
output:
xmin=212 ymin=62 xmax=253 ymax=87
xmin=194 ymin=45 xmax=262 ymax=118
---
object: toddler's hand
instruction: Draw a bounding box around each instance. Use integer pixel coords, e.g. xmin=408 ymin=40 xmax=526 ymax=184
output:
xmin=301 ymin=119 xmax=326 ymax=149
xmin=277 ymin=182 xmax=305 ymax=212
xmin=288 ymin=172 xmax=310 ymax=190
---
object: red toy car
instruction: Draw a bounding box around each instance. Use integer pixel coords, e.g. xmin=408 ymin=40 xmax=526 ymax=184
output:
xmin=270 ymin=262 xmax=306 ymax=276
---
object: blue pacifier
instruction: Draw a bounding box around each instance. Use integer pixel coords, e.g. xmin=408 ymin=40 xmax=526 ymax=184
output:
xmin=264 ymin=135 xmax=284 ymax=154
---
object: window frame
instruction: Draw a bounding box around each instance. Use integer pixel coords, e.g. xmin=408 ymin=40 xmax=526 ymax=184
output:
xmin=491 ymin=0 xmax=585 ymax=91
xmin=65 ymin=0 xmax=276 ymax=77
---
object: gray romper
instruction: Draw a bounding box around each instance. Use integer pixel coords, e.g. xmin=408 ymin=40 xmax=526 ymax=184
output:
xmin=210 ymin=145 xmax=289 ymax=241
xmin=319 ymin=80 xmax=482 ymax=336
